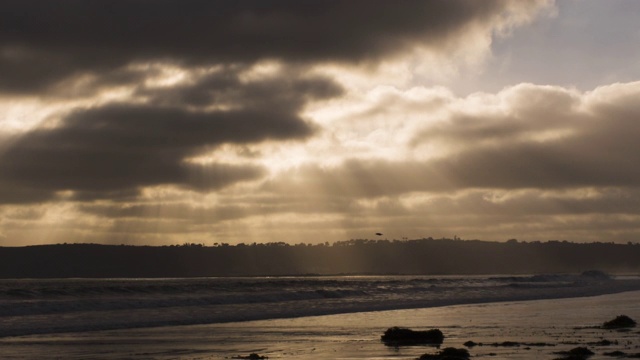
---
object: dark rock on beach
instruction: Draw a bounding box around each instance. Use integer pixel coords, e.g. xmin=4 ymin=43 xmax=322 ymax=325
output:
xmin=554 ymin=347 xmax=595 ymax=360
xmin=381 ymin=327 xmax=444 ymax=346
xmin=588 ymin=339 xmax=617 ymax=346
xmin=523 ymin=342 xmax=556 ymax=347
xmin=231 ymin=354 xmax=268 ymax=359
xmin=417 ymin=347 xmax=470 ymax=360
xmin=490 ymin=341 xmax=521 ymax=347
xmin=603 ymin=315 xmax=637 ymax=329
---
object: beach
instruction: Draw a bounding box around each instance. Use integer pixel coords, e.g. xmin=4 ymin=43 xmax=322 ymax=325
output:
xmin=1 ymin=290 xmax=639 ymax=359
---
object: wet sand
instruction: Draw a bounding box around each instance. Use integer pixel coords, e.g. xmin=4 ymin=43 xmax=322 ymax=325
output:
xmin=1 ymin=290 xmax=639 ymax=359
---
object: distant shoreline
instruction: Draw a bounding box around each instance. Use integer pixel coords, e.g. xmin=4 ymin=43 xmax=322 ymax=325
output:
xmin=1 ymin=239 xmax=639 ymax=278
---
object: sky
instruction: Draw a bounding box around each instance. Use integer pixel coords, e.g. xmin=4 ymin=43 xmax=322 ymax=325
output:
xmin=1 ymin=0 xmax=640 ymax=246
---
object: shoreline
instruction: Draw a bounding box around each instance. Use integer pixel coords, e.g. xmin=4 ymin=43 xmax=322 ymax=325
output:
xmin=1 ymin=290 xmax=639 ymax=359
xmin=3 ymin=240 xmax=639 ymax=278
xmin=2 ymin=277 xmax=640 ymax=338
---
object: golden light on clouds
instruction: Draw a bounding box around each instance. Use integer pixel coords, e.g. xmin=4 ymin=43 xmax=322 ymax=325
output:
xmin=2 ymin=0 xmax=640 ymax=246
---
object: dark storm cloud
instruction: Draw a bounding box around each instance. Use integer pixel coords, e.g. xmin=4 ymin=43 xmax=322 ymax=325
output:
xmin=0 ymin=0 xmax=526 ymax=93
xmin=0 ymin=46 xmax=150 ymax=94
xmin=0 ymin=182 xmax=54 ymax=205
xmin=138 ymin=67 xmax=342 ymax=109
xmin=0 ymin=65 xmax=343 ymax=203
xmin=0 ymin=102 xmax=303 ymax=201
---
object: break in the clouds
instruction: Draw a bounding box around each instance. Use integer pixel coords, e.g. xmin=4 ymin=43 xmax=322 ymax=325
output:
xmin=267 ymin=82 xmax=640 ymax=195
xmin=2 ymin=0 xmax=640 ymax=246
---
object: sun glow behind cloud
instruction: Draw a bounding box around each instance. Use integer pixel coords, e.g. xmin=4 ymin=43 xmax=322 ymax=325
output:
xmin=2 ymin=0 xmax=640 ymax=246
xmin=5 ymin=79 xmax=640 ymax=245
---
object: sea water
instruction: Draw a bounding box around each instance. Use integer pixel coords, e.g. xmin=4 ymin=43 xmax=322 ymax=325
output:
xmin=1 ymin=274 xmax=639 ymax=338
xmin=1 ymin=289 xmax=639 ymax=359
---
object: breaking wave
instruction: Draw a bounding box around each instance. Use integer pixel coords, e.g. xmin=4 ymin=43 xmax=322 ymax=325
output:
xmin=1 ymin=274 xmax=639 ymax=337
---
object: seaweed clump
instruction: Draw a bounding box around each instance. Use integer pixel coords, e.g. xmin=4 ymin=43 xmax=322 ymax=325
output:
xmin=381 ymin=327 xmax=444 ymax=346
xmin=602 ymin=315 xmax=636 ymax=329
xmin=418 ymin=347 xmax=470 ymax=360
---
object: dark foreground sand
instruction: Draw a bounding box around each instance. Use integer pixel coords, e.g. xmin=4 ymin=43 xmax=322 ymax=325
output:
xmin=1 ymin=291 xmax=639 ymax=359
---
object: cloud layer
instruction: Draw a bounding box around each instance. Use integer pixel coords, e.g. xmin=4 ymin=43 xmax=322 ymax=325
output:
xmin=0 ymin=69 xmax=341 ymax=201
xmin=4 ymin=0 xmax=640 ymax=245
xmin=0 ymin=0 xmax=548 ymax=93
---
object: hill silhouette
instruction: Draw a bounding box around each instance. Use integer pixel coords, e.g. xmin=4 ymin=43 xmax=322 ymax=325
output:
xmin=1 ymin=238 xmax=639 ymax=278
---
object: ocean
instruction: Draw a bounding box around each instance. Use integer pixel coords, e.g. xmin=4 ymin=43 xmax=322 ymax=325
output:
xmin=1 ymin=273 xmax=639 ymax=338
